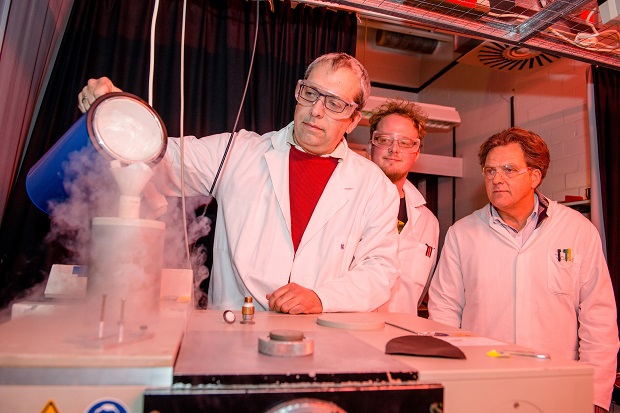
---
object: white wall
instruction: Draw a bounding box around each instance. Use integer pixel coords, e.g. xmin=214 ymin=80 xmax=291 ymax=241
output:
xmin=420 ymin=58 xmax=591 ymax=242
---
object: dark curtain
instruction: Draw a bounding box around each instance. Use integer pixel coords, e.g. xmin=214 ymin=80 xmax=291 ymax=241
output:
xmin=591 ymin=65 xmax=620 ymax=345
xmin=0 ymin=0 xmax=357 ymax=309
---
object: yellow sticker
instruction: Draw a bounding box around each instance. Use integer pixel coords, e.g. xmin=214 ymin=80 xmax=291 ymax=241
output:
xmin=41 ymin=400 xmax=60 ymax=413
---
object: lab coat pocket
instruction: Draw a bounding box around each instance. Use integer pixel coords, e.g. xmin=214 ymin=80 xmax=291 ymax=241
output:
xmin=400 ymin=241 xmax=435 ymax=287
xmin=547 ymin=251 xmax=580 ymax=295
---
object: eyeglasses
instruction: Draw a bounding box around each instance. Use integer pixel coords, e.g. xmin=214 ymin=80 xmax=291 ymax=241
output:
xmin=295 ymin=80 xmax=358 ymax=120
xmin=482 ymin=164 xmax=531 ymax=180
xmin=371 ymin=131 xmax=421 ymax=153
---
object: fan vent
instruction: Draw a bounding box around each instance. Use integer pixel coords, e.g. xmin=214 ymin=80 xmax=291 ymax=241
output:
xmin=461 ymin=41 xmax=560 ymax=71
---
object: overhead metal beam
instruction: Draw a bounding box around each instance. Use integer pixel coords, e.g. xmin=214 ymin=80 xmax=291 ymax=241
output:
xmin=314 ymin=0 xmax=620 ymax=71
xmin=516 ymin=0 xmax=593 ymax=42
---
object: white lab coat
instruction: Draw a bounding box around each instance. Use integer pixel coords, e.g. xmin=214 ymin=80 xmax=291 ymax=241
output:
xmin=428 ymin=194 xmax=619 ymax=408
xmin=154 ymin=121 xmax=401 ymax=312
xmin=378 ymin=180 xmax=439 ymax=313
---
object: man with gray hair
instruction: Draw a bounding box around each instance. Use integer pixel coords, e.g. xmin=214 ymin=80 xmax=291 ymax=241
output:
xmin=79 ymin=53 xmax=400 ymax=315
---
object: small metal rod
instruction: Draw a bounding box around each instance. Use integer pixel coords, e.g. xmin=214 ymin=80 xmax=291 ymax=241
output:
xmin=118 ymin=298 xmax=125 ymax=343
xmin=98 ymin=294 xmax=107 ymax=339
xmin=385 ymin=321 xmax=418 ymax=334
xmin=500 ymin=350 xmax=551 ymax=359
xmin=385 ymin=321 xmax=449 ymax=337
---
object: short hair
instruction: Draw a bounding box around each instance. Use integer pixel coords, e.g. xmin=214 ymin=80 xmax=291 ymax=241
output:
xmin=478 ymin=126 xmax=550 ymax=180
xmin=368 ymin=99 xmax=428 ymax=142
xmin=305 ymin=53 xmax=371 ymax=113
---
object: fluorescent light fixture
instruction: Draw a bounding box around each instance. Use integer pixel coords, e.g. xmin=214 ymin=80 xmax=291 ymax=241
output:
xmin=360 ymin=96 xmax=461 ymax=131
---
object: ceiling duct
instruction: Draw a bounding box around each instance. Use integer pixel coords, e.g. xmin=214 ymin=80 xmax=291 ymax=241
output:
xmin=375 ymin=29 xmax=439 ymax=54
xmin=356 ymin=19 xmax=460 ymax=89
xmin=459 ymin=41 xmax=561 ymax=71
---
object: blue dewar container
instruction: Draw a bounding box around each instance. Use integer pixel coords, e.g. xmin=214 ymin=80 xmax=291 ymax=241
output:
xmin=26 ymin=112 xmax=91 ymax=214
xmin=26 ymin=92 xmax=167 ymax=214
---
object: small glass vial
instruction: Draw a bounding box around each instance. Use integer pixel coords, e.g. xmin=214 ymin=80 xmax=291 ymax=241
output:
xmin=240 ymin=296 xmax=255 ymax=325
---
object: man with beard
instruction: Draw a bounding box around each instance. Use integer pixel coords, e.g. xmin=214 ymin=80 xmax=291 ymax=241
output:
xmin=368 ymin=100 xmax=439 ymax=313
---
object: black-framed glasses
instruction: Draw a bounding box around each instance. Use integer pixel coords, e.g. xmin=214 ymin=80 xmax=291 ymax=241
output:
xmin=371 ymin=131 xmax=421 ymax=153
xmin=295 ymin=80 xmax=358 ymax=119
xmin=482 ymin=164 xmax=531 ymax=180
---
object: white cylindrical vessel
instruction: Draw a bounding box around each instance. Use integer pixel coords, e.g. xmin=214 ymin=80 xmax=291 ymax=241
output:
xmin=88 ymin=217 xmax=165 ymax=326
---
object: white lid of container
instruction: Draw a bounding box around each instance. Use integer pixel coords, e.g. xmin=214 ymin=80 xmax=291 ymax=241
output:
xmin=88 ymin=92 xmax=167 ymax=164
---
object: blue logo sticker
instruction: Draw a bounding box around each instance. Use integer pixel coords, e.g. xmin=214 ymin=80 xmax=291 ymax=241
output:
xmin=85 ymin=399 xmax=129 ymax=413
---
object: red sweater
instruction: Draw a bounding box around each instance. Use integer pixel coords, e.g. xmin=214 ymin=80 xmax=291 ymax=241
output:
xmin=289 ymin=146 xmax=338 ymax=252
